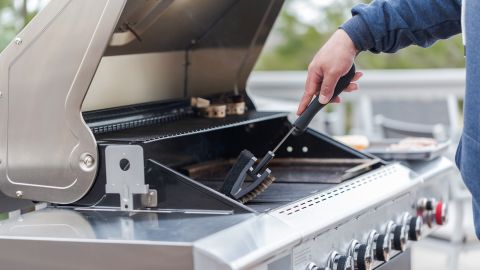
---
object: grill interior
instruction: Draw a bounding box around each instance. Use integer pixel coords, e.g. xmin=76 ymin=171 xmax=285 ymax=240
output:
xmin=182 ymin=158 xmax=378 ymax=211
xmin=81 ymin=100 xmax=380 ymax=213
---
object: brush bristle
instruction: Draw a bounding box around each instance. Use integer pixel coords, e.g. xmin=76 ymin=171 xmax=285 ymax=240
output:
xmin=239 ymin=175 xmax=276 ymax=204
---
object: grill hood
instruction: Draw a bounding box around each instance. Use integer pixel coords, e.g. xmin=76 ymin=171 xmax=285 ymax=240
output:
xmin=83 ymin=0 xmax=284 ymax=111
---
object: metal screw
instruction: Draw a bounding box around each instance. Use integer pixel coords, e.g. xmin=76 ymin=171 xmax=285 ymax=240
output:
xmin=14 ymin=37 xmax=22 ymax=45
xmin=82 ymin=154 xmax=95 ymax=168
xmin=119 ymin=158 xmax=130 ymax=171
xmin=15 ymin=190 xmax=23 ymax=198
xmin=0 ymin=91 xmax=3 ymax=98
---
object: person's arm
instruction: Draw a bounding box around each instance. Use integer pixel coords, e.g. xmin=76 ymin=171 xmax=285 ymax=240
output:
xmin=297 ymin=0 xmax=462 ymax=115
xmin=342 ymin=0 xmax=462 ymax=53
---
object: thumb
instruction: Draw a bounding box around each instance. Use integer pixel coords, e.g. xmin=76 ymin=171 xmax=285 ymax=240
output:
xmin=319 ymin=73 xmax=340 ymax=104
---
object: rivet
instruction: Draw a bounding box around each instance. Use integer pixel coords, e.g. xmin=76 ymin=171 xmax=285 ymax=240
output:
xmin=14 ymin=37 xmax=22 ymax=45
xmin=82 ymin=154 xmax=95 ymax=168
xmin=15 ymin=190 xmax=23 ymax=198
xmin=79 ymin=153 xmax=96 ymax=171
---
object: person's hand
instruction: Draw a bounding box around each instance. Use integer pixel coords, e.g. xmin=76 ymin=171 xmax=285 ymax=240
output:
xmin=297 ymin=29 xmax=363 ymax=116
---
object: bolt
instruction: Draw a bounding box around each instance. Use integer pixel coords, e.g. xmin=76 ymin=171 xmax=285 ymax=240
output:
xmin=15 ymin=190 xmax=23 ymax=198
xmin=82 ymin=154 xmax=94 ymax=168
xmin=79 ymin=153 xmax=96 ymax=171
xmin=14 ymin=37 xmax=22 ymax=45
xmin=0 ymin=91 xmax=3 ymax=98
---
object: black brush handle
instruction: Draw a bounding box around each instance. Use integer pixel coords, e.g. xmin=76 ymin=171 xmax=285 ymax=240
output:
xmin=293 ymin=64 xmax=356 ymax=135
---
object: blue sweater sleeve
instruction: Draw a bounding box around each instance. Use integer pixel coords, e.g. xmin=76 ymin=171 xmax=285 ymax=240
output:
xmin=340 ymin=0 xmax=462 ymax=53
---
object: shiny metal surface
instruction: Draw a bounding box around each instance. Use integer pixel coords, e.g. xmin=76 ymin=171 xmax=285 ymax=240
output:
xmin=194 ymin=214 xmax=300 ymax=270
xmin=0 ymin=0 xmax=284 ymax=202
xmin=0 ymin=157 xmax=454 ymax=270
xmin=271 ymin=164 xmax=420 ymax=239
xmin=84 ymin=0 xmax=284 ymax=111
xmin=374 ymin=221 xmax=395 ymax=262
xmin=0 ymin=238 xmax=193 ymax=270
xmin=0 ymin=0 xmax=126 ymax=203
xmin=0 ymin=208 xmax=256 ymax=242
xmin=285 ymin=159 xmax=453 ymax=270
xmin=105 ymin=145 xmax=148 ymax=210
xmin=393 ymin=213 xmax=411 ymax=252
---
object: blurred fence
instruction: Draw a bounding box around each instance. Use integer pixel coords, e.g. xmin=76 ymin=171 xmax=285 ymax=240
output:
xmin=248 ymin=69 xmax=465 ymax=101
xmin=247 ymin=69 xmax=465 ymax=136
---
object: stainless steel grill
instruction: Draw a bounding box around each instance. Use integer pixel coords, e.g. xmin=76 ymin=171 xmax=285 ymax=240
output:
xmin=0 ymin=1 xmax=454 ymax=270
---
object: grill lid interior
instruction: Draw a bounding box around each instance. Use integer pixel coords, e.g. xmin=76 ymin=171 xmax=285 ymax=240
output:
xmin=83 ymin=0 xmax=284 ymax=111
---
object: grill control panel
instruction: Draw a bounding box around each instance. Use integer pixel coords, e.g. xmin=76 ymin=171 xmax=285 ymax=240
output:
xmin=302 ymin=197 xmax=448 ymax=270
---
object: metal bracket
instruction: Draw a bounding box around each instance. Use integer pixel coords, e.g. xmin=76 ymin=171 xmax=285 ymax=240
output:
xmin=105 ymin=145 xmax=149 ymax=211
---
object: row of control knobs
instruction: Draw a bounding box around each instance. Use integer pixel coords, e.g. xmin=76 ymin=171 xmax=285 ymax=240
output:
xmin=307 ymin=198 xmax=447 ymax=270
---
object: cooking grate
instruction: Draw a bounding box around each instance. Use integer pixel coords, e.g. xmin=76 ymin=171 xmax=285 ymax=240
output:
xmin=183 ymin=158 xmax=379 ymax=211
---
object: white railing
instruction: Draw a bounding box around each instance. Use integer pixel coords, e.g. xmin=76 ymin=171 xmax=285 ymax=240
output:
xmin=248 ymin=68 xmax=465 ymax=102
xmin=247 ymin=69 xmax=466 ymax=136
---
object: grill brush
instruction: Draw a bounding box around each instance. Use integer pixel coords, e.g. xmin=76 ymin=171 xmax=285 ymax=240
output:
xmin=221 ymin=64 xmax=357 ymax=203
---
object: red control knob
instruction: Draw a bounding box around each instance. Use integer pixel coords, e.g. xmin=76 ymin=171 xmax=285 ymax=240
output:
xmin=435 ymin=201 xmax=447 ymax=225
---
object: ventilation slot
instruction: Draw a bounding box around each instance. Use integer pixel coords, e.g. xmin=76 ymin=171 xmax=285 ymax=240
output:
xmin=278 ymin=166 xmax=397 ymax=216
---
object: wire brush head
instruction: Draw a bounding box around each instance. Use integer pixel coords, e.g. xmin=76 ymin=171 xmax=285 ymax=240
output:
xmin=238 ymin=174 xmax=276 ymax=204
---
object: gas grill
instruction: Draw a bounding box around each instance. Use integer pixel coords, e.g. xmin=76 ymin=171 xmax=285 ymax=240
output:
xmin=0 ymin=1 xmax=454 ymax=270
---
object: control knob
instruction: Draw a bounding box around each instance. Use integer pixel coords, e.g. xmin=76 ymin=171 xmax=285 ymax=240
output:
xmin=349 ymin=232 xmax=376 ymax=270
xmin=426 ymin=198 xmax=437 ymax=211
xmin=374 ymin=221 xmax=395 ymax=262
xmin=306 ymin=262 xmax=324 ymax=270
xmin=327 ymin=251 xmax=354 ymax=270
xmin=408 ymin=216 xmax=423 ymax=241
xmin=435 ymin=201 xmax=448 ymax=225
xmin=416 ymin=197 xmax=436 ymax=213
xmin=393 ymin=213 xmax=410 ymax=251
xmin=426 ymin=210 xmax=436 ymax=228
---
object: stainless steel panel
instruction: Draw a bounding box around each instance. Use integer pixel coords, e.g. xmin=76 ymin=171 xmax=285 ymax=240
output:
xmin=194 ymin=214 xmax=300 ymax=270
xmin=281 ymin=160 xmax=452 ymax=270
xmin=0 ymin=239 xmax=193 ymax=270
xmin=0 ymin=0 xmax=126 ymax=203
xmin=83 ymin=0 xmax=284 ymax=111
xmin=83 ymin=52 xmax=185 ymax=111
xmin=270 ymin=164 xmax=421 ymax=239
xmin=0 ymin=208 xmax=256 ymax=242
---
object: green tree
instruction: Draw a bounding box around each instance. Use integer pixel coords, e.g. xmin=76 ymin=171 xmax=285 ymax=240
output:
xmin=0 ymin=0 xmax=39 ymax=51
xmin=256 ymin=0 xmax=465 ymax=70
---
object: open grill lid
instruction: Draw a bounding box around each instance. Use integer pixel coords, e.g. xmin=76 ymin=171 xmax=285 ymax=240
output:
xmin=83 ymin=0 xmax=284 ymax=111
xmin=0 ymin=0 xmax=283 ymax=204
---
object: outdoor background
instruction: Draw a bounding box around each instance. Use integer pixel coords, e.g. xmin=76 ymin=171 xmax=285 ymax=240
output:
xmin=0 ymin=0 xmax=465 ymax=70
xmin=0 ymin=1 xmax=474 ymax=270
xmin=257 ymin=0 xmax=465 ymax=70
